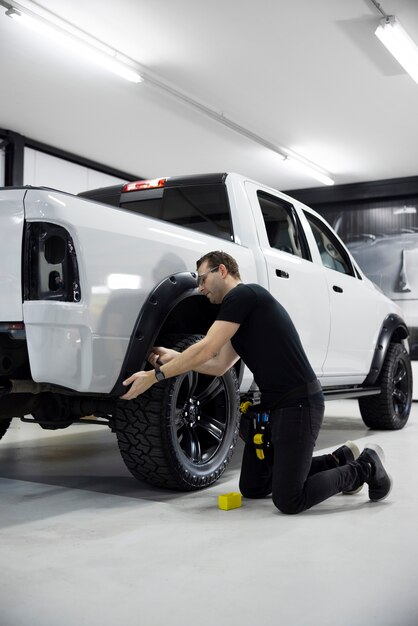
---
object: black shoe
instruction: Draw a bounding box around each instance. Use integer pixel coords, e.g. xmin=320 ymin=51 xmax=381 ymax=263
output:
xmin=332 ymin=441 xmax=364 ymax=494
xmin=358 ymin=444 xmax=393 ymax=502
xmin=333 ymin=440 xmax=360 ymax=465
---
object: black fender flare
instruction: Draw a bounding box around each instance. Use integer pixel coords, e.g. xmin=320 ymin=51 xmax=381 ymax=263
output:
xmin=111 ymin=271 xmax=200 ymax=396
xmin=363 ymin=314 xmax=409 ymax=386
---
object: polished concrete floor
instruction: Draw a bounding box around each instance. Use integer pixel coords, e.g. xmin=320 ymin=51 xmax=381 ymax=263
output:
xmin=1 ymin=400 xmax=418 ymax=626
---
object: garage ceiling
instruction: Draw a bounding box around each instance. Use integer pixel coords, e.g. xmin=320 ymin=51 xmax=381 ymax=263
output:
xmin=0 ymin=0 xmax=418 ymax=191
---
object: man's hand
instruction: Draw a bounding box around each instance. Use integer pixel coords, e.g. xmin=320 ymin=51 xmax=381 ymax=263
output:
xmin=148 ymin=346 xmax=179 ymax=367
xmin=120 ymin=370 xmax=155 ymax=400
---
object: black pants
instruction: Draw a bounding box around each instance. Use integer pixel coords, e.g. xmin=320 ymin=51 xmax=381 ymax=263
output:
xmin=239 ymin=396 xmax=365 ymax=514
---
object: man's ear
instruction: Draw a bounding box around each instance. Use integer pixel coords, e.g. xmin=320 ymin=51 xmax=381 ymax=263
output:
xmin=219 ymin=263 xmax=227 ymax=277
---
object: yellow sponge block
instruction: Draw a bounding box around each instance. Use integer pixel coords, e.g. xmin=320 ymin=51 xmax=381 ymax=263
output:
xmin=218 ymin=492 xmax=242 ymax=510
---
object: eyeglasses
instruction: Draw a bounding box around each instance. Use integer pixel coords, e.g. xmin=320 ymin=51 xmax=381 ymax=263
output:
xmin=196 ymin=266 xmax=220 ymax=286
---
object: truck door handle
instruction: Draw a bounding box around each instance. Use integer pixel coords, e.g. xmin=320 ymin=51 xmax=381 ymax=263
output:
xmin=276 ymin=269 xmax=289 ymax=279
xmin=333 ymin=285 xmax=343 ymax=293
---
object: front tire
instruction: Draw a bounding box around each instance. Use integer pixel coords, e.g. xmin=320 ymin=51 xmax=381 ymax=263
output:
xmin=359 ymin=343 xmax=412 ymax=430
xmin=115 ymin=335 xmax=240 ymax=490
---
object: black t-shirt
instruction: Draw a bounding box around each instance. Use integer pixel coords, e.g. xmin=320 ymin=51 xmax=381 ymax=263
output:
xmin=216 ymin=283 xmax=317 ymax=408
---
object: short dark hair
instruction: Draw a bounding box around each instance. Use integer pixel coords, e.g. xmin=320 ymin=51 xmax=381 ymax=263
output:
xmin=196 ymin=251 xmax=241 ymax=279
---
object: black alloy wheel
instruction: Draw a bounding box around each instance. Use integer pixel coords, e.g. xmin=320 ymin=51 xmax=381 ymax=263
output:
xmin=171 ymin=370 xmax=232 ymax=467
xmin=391 ymin=353 xmax=411 ymax=418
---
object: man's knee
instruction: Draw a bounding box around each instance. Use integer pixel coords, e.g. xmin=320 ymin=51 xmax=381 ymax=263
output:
xmin=239 ymin=483 xmax=271 ymax=499
xmin=272 ymin=493 xmax=304 ymax=515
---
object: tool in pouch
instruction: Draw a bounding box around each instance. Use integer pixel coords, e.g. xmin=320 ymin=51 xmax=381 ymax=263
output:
xmin=240 ymin=401 xmax=271 ymax=460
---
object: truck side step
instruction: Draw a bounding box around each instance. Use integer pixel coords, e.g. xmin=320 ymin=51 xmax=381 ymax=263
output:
xmin=323 ymin=387 xmax=381 ymax=401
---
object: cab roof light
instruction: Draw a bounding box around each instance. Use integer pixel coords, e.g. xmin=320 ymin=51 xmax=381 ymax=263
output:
xmin=0 ymin=322 xmax=25 ymax=331
xmin=123 ymin=178 xmax=166 ymax=192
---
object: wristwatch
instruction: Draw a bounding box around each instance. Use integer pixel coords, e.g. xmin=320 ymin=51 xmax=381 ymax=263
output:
xmin=154 ymin=366 xmax=166 ymax=382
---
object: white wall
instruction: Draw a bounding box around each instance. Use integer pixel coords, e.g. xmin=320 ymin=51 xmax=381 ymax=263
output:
xmin=23 ymin=148 xmax=128 ymax=194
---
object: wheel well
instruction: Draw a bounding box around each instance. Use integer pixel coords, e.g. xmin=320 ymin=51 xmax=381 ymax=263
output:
xmin=156 ymin=295 xmax=244 ymax=383
xmin=390 ymin=327 xmax=408 ymax=344
xmin=157 ymin=294 xmax=217 ymax=338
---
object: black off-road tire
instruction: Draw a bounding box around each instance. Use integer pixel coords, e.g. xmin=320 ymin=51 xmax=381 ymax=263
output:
xmin=114 ymin=335 xmax=241 ymax=490
xmin=359 ymin=343 xmax=412 ymax=430
xmin=0 ymin=417 xmax=12 ymax=441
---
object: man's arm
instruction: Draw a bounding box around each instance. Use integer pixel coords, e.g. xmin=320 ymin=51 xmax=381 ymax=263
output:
xmin=193 ymin=340 xmax=239 ymax=376
xmin=120 ymin=320 xmax=240 ymax=400
xmin=150 ymin=341 xmax=239 ymax=377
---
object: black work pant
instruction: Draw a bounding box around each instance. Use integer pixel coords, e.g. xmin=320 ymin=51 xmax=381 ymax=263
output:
xmin=239 ymin=398 xmax=365 ymax=514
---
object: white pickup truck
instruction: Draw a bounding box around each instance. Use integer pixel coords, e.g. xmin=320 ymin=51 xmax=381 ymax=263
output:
xmin=0 ymin=173 xmax=413 ymax=490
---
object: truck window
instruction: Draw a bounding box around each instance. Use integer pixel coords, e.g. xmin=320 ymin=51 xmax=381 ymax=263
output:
xmin=304 ymin=213 xmax=355 ymax=276
xmin=257 ymin=191 xmax=308 ymax=259
xmin=120 ymin=184 xmax=234 ymax=240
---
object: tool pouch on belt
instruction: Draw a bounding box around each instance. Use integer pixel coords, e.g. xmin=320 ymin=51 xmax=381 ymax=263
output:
xmin=239 ymin=405 xmax=271 ymax=460
xmin=252 ymin=410 xmax=271 ymax=460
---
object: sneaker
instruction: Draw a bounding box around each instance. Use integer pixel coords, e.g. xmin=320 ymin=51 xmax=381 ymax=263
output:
xmin=333 ymin=440 xmax=360 ymax=465
xmin=333 ymin=441 xmax=364 ymax=495
xmin=358 ymin=443 xmax=393 ymax=502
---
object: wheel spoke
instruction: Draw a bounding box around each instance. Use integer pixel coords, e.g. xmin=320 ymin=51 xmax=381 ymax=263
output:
xmin=186 ymin=371 xmax=199 ymax=397
xmin=393 ymin=388 xmax=407 ymax=405
xmin=198 ymin=414 xmax=226 ymax=442
xmin=182 ymin=427 xmax=202 ymax=463
xmin=393 ymin=364 xmax=406 ymax=385
xmin=195 ymin=377 xmax=224 ymax=404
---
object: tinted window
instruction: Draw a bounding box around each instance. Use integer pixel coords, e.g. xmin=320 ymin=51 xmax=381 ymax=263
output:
xmin=305 ymin=213 xmax=355 ymax=276
xmin=258 ymin=191 xmax=309 ymax=259
xmin=120 ymin=184 xmax=233 ymax=240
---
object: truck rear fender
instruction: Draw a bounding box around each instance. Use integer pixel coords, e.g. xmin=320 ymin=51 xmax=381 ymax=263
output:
xmin=363 ymin=314 xmax=409 ymax=386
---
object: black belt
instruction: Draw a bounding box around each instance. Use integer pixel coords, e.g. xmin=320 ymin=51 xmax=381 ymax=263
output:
xmin=276 ymin=379 xmax=322 ymax=407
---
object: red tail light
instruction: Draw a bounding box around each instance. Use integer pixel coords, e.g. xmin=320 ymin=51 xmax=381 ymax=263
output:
xmin=123 ymin=178 xmax=166 ymax=192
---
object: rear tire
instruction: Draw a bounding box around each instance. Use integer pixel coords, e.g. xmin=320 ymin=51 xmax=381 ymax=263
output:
xmin=359 ymin=343 xmax=412 ymax=430
xmin=114 ymin=335 xmax=240 ymax=490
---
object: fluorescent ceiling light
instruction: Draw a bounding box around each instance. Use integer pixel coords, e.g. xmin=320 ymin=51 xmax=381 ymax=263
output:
xmin=375 ymin=16 xmax=418 ymax=84
xmin=2 ymin=1 xmax=335 ymax=186
xmin=284 ymin=157 xmax=335 ymax=186
xmin=5 ymin=6 xmax=143 ymax=83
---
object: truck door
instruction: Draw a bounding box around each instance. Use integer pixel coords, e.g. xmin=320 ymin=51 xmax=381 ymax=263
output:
xmin=304 ymin=211 xmax=382 ymax=380
xmin=245 ymin=182 xmax=330 ymax=377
